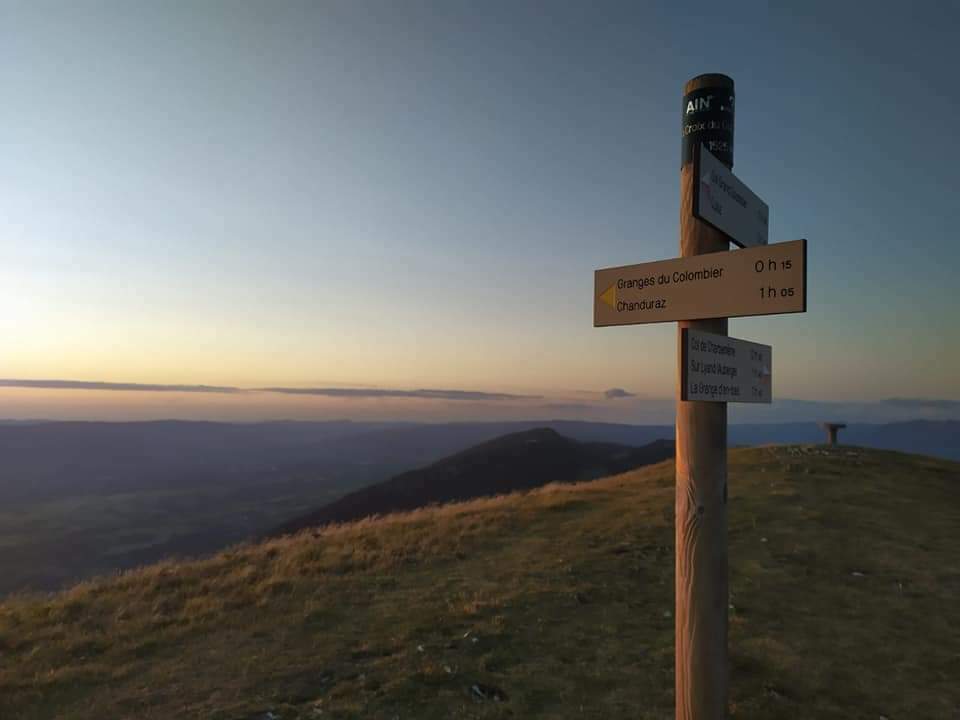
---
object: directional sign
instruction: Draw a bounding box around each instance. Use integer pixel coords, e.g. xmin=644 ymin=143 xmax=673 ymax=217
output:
xmin=694 ymin=144 xmax=769 ymax=248
xmin=594 ymin=239 xmax=806 ymax=326
xmin=681 ymin=329 xmax=772 ymax=403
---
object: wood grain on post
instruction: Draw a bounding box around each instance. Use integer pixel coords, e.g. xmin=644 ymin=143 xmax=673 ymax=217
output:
xmin=676 ymin=73 xmax=733 ymax=720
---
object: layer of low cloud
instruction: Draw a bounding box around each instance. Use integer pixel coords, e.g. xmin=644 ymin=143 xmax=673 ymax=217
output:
xmin=0 ymin=379 xmax=241 ymax=393
xmin=731 ymin=397 xmax=960 ymax=425
xmin=0 ymin=379 xmax=541 ymax=402
xmin=882 ymin=397 xmax=960 ymax=410
xmin=604 ymin=388 xmax=636 ymax=399
xmin=536 ymin=403 xmax=596 ymax=411
xmin=259 ymin=387 xmax=541 ymax=401
xmin=4 ymin=379 xmax=957 ymax=424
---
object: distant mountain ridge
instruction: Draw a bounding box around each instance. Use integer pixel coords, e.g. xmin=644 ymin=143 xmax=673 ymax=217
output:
xmin=267 ymin=428 xmax=674 ymax=537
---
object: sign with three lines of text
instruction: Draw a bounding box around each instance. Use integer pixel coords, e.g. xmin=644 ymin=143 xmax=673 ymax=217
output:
xmin=694 ymin=144 xmax=769 ymax=248
xmin=681 ymin=329 xmax=772 ymax=403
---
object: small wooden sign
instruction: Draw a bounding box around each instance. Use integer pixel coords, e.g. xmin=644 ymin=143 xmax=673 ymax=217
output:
xmin=694 ymin=144 xmax=769 ymax=248
xmin=681 ymin=329 xmax=772 ymax=403
xmin=594 ymin=239 xmax=806 ymax=326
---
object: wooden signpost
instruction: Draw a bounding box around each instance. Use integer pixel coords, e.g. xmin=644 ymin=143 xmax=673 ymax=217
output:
xmin=593 ymin=73 xmax=807 ymax=719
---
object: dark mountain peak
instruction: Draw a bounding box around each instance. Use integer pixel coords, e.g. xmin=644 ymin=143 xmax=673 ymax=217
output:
xmin=267 ymin=429 xmax=673 ymax=538
xmin=433 ymin=427 xmax=572 ymax=466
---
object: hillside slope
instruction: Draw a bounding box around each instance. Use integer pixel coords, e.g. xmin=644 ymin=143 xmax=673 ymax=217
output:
xmin=1 ymin=446 xmax=958 ymax=719
xmin=268 ymin=428 xmax=674 ymax=538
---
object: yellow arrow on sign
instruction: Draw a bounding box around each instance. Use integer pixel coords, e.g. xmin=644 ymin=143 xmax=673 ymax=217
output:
xmin=599 ymin=283 xmax=617 ymax=309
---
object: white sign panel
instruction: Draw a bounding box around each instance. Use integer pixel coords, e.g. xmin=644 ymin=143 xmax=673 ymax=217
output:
xmin=681 ymin=329 xmax=772 ymax=403
xmin=694 ymin=144 xmax=769 ymax=248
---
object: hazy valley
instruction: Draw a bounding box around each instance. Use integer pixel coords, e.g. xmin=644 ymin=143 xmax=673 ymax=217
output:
xmin=1 ymin=419 xmax=957 ymax=597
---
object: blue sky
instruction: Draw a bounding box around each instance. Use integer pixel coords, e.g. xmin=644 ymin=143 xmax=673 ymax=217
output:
xmin=2 ymin=1 xmax=958 ymax=422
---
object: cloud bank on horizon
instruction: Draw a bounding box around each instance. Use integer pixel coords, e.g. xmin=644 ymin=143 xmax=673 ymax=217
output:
xmin=0 ymin=379 xmax=957 ymax=425
xmin=882 ymin=398 xmax=960 ymax=410
xmin=0 ymin=379 xmax=241 ymax=394
xmin=258 ymin=387 xmax=541 ymax=401
xmin=0 ymin=379 xmax=539 ymax=402
xmin=604 ymin=388 xmax=636 ymax=399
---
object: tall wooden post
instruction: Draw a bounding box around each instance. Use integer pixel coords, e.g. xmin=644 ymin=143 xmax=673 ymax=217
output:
xmin=675 ymin=73 xmax=734 ymax=719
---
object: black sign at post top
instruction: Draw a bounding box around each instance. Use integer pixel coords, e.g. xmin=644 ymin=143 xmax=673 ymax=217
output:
xmin=682 ymin=76 xmax=735 ymax=168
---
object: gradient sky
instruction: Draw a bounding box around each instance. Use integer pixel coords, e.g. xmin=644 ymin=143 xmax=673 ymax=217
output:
xmin=2 ymin=1 xmax=958 ymax=422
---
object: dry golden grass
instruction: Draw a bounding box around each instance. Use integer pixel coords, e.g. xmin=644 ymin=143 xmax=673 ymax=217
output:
xmin=0 ymin=446 xmax=958 ymax=719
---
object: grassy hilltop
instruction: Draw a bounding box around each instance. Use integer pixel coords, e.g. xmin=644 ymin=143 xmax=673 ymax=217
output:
xmin=1 ymin=446 xmax=958 ymax=719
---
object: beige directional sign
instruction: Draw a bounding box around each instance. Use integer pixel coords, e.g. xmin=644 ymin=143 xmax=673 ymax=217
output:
xmin=681 ymin=329 xmax=772 ymax=403
xmin=594 ymin=239 xmax=806 ymax=326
